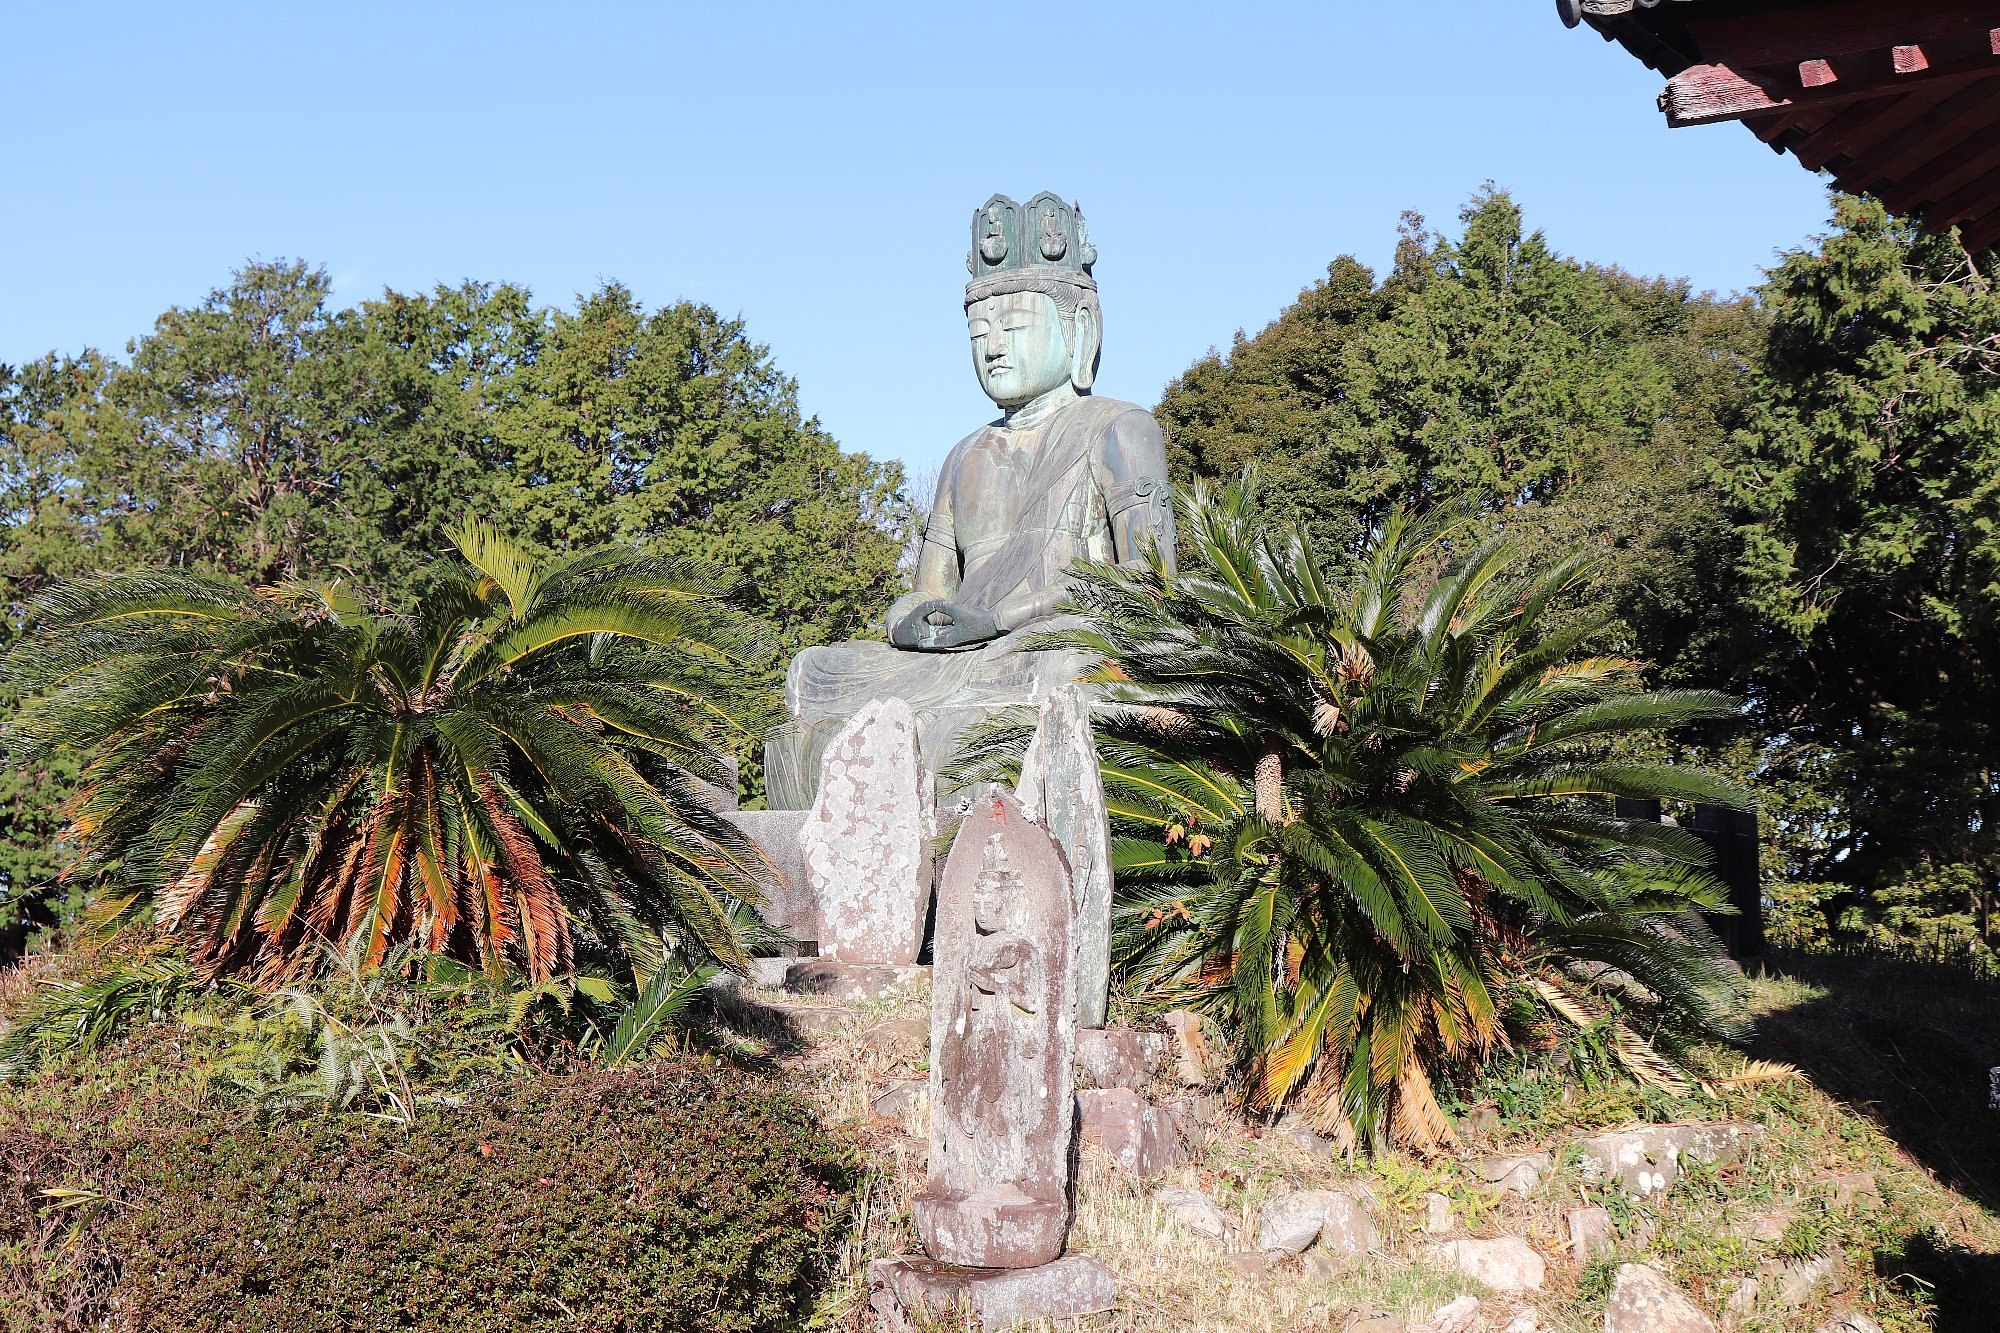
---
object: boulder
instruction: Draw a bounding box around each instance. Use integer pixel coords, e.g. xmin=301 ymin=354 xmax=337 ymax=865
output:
xmin=1255 ymin=1190 xmax=1334 ymax=1253
xmin=1567 ymin=1204 xmax=1614 ymax=1262
xmin=1277 ymin=1117 xmax=1342 ymax=1157
xmin=1731 ymin=1210 xmax=1788 ymax=1244
xmin=861 ymin=1016 xmax=931 ymax=1057
xmin=872 ymin=1079 xmax=928 ymax=1121
xmin=1604 ymin=1263 xmax=1716 ymax=1333
xmin=1816 ymin=1315 xmax=1884 ymax=1333
xmin=1822 ymin=1171 xmax=1881 ymax=1212
xmin=1425 ymin=1236 xmax=1545 ymax=1293
xmin=1165 ymin=1093 xmax=1222 ymax=1136
xmin=1074 ymin=1027 xmax=1168 ymax=1089
xmin=1771 ymin=1249 xmax=1846 ymax=1308
xmin=1469 ymin=1151 xmax=1551 ymax=1197
xmin=1222 ymin=1251 xmax=1271 ymax=1282
xmin=867 ymin=1254 xmax=1117 ymax=1332
xmin=780 ymin=959 xmax=929 ymax=1005
xmin=1574 ymin=1123 xmax=1761 ymax=1197
xmin=1415 ymin=1295 xmax=1481 ymax=1333
xmin=1077 ymin=1087 xmax=1183 ymax=1176
xmin=1423 ymin=1191 xmax=1454 ymax=1234
xmin=1458 ymin=1104 xmax=1503 ymax=1140
xmin=1317 ymin=1190 xmax=1380 ymax=1262
xmin=1151 ymin=1185 xmax=1230 ymax=1242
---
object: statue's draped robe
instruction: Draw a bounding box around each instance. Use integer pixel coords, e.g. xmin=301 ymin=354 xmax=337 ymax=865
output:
xmin=766 ymin=395 xmax=1156 ymax=809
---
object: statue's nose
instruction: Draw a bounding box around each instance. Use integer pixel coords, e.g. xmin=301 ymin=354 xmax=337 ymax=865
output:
xmin=983 ymin=333 xmax=1005 ymax=359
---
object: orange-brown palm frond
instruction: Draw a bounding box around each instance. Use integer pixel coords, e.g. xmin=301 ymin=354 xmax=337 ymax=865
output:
xmin=158 ymin=802 xmax=260 ymax=932
xmin=1290 ymin=1062 xmax=1361 ymax=1156
xmin=480 ymin=784 xmax=569 ymax=979
xmin=1390 ymin=1061 xmax=1458 ymax=1156
xmin=359 ymin=791 xmax=413 ymax=970
xmin=405 ymin=751 xmax=461 ymax=952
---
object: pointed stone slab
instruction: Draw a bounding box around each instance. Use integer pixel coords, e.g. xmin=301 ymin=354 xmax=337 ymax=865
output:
xmin=1017 ymin=684 xmax=1114 ymax=1028
xmin=799 ymin=697 xmax=935 ymax=964
xmin=916 ymin=788 xmax=1076 ymax=1269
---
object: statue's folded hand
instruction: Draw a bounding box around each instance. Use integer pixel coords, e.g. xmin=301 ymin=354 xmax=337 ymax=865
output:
xmin=889 ymin=598 xmax=999 ymax=652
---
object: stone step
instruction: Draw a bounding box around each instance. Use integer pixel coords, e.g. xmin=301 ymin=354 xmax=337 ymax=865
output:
xmin=704 ymin=977 xmax=866 ymax=1044
xmin=778 ymin=959 xmax=929 ymax=1004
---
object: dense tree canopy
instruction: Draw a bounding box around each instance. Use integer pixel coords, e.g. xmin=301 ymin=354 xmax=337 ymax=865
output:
xmin=1159 ymin=190 xmax=1766 ymax=683
xmin=1159 ymin=188 xmax=1998 ymax=928
xmin=0 ymin=262 xmax=906 ymax=640
xmin=0 ymin=262 xmax=909 ymax=937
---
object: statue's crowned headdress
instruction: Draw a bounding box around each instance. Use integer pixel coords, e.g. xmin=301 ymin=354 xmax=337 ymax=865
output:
xmin=966 ymin=192 xmax=1097 ymax=304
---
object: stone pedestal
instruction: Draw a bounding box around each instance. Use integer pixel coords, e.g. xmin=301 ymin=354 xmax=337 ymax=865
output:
xmin=800 ymin=698 xmax=935 ymax=964
xmin=1017 ymin=685 xmax=1114 ymax=1028
xmin=915 ymin=789 xmax=1076 ymax=1269
xmin=868 ymin=1254 xmax=1117 ymax=1332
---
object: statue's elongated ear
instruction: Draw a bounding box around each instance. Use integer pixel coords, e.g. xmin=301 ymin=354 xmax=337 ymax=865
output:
xmin=1071 ymin=302 xmax=1100 ymax=391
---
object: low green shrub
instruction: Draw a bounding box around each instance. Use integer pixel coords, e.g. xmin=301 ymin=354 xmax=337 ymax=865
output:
xmin=1767 ymin=864 xmax=1998 ymax=977
xmin=6 ymin=1061 xmax=856 ymax=1333
xmin=0 ymin=1120 xmax=123 ymax=1333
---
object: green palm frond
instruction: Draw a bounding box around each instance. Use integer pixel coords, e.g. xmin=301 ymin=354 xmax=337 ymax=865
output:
xmin=1010 ymin=472 xmax=1753 ymax=1153
xmin=2 ymin=532 xmax=781 ymax=992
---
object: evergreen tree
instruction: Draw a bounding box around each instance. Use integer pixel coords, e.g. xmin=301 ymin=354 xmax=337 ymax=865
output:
xmin=1158 ymin=190 xmax=1766 ymax=683
xmin=1728 ymin=196 xmax=2000 ymax=890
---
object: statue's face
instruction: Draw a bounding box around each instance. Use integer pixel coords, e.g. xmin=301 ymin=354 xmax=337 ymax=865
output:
xmin=967 ymin=291 xmax=1071 ymax=409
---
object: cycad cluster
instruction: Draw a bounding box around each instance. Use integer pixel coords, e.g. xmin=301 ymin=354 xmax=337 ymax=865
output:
xmin=4 ymin=522 xmax=777 ymax=986
xmin=970 ymin=476 xmax=1751 ymax=1152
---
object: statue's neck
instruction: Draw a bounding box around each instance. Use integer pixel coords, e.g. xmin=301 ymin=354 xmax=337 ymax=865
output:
xmin=1000 ymin=382 xmax=1078 ymax=431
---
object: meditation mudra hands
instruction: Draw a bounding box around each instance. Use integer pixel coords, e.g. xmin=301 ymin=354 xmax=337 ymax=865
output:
xmin=890 ymin=598 xmax=1000 ymax=652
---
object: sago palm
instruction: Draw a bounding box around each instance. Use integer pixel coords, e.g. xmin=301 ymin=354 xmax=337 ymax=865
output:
xmin=962 ymin=475 xmax=1750 ymax=1153
xmin=3 ymin=522 xmax=779 ymax=986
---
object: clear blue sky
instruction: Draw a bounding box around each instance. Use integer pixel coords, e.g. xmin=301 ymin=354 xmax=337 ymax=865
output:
xmin=2 ymin=2 xmax=1832 ymax=474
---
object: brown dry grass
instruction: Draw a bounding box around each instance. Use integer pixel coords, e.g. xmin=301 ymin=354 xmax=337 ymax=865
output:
xmin=774 ymin=959 xmax=2000 ymax=1333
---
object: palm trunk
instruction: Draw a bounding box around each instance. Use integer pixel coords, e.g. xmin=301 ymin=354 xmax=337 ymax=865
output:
xmin=1255 ymin=745 xmax=1283 ymax=824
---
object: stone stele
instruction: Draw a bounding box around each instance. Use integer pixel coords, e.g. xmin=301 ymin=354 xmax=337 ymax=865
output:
xmin=915 ymin=787 xmax=1077 ymax=1268
xmin=1016 ymin=683 xmax=1115 ymax=1028
xmin=797 ymin=697 xmax=935 ymax=964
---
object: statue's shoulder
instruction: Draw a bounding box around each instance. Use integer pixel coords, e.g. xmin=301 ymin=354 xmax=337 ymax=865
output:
xmin=939 ymin=422 xmax=996 ymax=476
xmin=1065 ymin=396 xmax=1165 ymax=466
xmin=1067 ymin=395 xmax=1158 ymax=432
xmin=1049 ymin=396 xmax=1162 ymax=454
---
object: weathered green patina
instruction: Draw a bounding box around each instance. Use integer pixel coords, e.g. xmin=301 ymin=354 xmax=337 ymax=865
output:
xmin=764 ymin=195 xmax=1175 ymax=808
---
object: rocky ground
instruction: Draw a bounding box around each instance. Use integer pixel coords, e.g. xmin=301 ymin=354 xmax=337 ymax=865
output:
xmin=704 ymin=964 xmax=2000 ymax=1333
